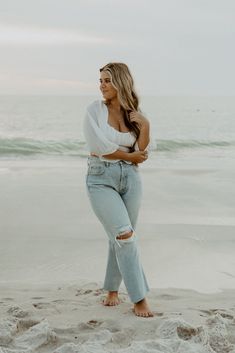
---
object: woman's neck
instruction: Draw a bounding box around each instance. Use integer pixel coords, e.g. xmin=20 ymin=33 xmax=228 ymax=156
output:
xmin=108 ymin=98 xmax=121 ymax=112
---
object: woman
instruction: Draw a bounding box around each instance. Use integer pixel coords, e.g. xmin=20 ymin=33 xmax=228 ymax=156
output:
xmin=83 ymin=62 xmax=153 ymax=318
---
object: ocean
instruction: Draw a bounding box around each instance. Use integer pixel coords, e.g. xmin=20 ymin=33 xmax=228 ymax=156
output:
xmin=0 ymin=95 xmax=234 ymax=165
xmin=0 ymin=95 xmax=234 ymax=229
xmin=1 ymin=95 xmax=235 ymax=291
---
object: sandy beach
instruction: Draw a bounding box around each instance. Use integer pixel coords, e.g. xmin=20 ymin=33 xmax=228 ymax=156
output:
xmin=1 ymin=157 xmax=235 ymax=352
xmin=0 ymin=0 xmax=235 ymax=344
xmin=1 ymin=282 xmax=235 ymax=353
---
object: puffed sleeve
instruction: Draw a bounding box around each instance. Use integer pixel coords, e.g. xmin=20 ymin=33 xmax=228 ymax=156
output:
xmin=83 ymin=106 xmax=119 ymax=157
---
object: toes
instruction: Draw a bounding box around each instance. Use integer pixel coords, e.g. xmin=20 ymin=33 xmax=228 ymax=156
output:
xmin=102 ymin=298 xmax=120 ymax=306
xmin=134 ymin=310 xmax=154 ymax=317
xmin=102 ymin=299 xmax=108 ymax=305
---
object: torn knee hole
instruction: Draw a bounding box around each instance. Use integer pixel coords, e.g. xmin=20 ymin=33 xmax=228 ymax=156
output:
xmin=116 ymin=231 xmax=134 ymax=240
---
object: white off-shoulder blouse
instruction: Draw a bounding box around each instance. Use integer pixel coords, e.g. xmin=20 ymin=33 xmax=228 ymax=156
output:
xmin=83 ymin=100 xmax=152 ymax=163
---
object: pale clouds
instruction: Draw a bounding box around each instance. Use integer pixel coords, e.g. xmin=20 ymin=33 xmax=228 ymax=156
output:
xmin=0 ymin=24 xmax=111 ymax=45
xmin=0 ymin=73 xmax=96 ymax=95
xmin=0 ymin=0 xmax=234 ymax=95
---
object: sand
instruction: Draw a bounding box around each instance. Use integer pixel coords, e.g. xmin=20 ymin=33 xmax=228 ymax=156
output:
xmin=1 ymin=282 xmax=235 ymax=352
xmin=0 ymin=157 xmax=235 ymax=352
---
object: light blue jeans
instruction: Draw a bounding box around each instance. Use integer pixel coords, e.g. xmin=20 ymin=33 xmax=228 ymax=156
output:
xmin=85 ymin=155 xmax=150 ymax=303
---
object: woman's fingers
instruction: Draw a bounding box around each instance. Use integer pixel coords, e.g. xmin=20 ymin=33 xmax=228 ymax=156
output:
xmin=142 ymin=151 xmax=148 ymax=158
xmin=131 ymin=151 xmax=148 ymax=164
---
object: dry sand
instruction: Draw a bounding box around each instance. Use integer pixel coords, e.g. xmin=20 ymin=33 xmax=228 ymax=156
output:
xmin=1 ymin=282 xmax=235 ymax=352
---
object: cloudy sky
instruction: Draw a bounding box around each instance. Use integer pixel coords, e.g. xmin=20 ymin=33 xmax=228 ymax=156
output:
xmin=0 ymin=0 xmax=234 ymax=95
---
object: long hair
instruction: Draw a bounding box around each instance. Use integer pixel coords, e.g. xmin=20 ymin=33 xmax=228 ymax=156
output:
xmin=99 ymin=62 xmax=141 ymax=142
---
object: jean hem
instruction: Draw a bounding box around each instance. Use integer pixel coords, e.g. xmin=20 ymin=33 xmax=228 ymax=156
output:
xmin=130 ymin=288 xmax=150 ymax=304
xmin=102 ymin=286 xmax=120 ymax=292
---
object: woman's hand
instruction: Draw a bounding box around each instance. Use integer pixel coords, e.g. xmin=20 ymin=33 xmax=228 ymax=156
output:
xmin=129 ymin=151 xmax=148 ymax=164
xmin=129 ymin=111 xmax=149 ymax=128
xmin=91 ymin=150 xmax=148 ymax=165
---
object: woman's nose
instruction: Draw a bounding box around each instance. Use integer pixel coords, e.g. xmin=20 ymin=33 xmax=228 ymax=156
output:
xmin=100 ymin=85 xmax=106 ymax=91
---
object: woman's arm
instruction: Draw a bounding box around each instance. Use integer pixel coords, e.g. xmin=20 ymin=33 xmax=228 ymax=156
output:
xmin=103 ymin=150 xmax=148 ymax=164
xmin=101 ymin=149 xmax=130 ymax=161
xmin=129 ymin=111 xmax=150 ymax=151
xmin=135 ymin=121 xmax=150 ymax=151
xmin=102 ymin=149 xmax=148 ymax=164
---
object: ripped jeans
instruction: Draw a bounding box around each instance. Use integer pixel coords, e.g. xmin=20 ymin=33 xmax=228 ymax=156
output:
xmin=85 ymin=155 xmax=150 ymax=303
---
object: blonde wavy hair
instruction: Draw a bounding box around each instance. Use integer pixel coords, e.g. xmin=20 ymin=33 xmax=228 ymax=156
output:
xmin=99 ymin=62 xmax=141 ymax=140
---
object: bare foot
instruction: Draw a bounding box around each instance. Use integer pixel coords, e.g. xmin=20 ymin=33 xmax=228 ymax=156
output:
xmin=133 ymin=298 xmax=154 ymax=317
xmin=102 ymin=291 xmax=121 ymax=306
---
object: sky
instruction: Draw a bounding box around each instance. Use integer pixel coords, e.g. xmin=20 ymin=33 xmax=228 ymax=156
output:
xmin=0 ymin=0 xmax=234 ymax=95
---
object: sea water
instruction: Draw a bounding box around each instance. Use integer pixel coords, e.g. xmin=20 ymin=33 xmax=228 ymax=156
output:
xmin=0 ymin=95 xmax=234 ymax=165
xmin=0 ymin=95 xmax=234 ymax=228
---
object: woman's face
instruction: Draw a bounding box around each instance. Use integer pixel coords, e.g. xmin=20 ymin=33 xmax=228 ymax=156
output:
xmin=99 ymin=71 xmax=117 ymax=100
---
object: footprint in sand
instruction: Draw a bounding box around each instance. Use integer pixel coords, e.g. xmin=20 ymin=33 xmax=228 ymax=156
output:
xmin=78 ymin=320 xmax=103 ymax=330
xmin=199 ymin=309 xmax=234 ymax=320
xmin=94 ymin=289 xmax=106 ymax=296
xmin=17 ymin=318 xmax=41 ymax=331
xmin=32 ymin=302 xmax=51 ymax=309
xmin=7 ymin=305 xmax=28 ymax=318
xmin=87 ymin=320 xmax=101 ymax=326
xmin=76 ymin=289 xmax=93 ymax=295
xmin=177 ymin=326 xmax=200 ymax=340
xmin=32 ymin=302 xmax=60 ymax=313
xmin=76 ymin=288 xmax=105 ymax=296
